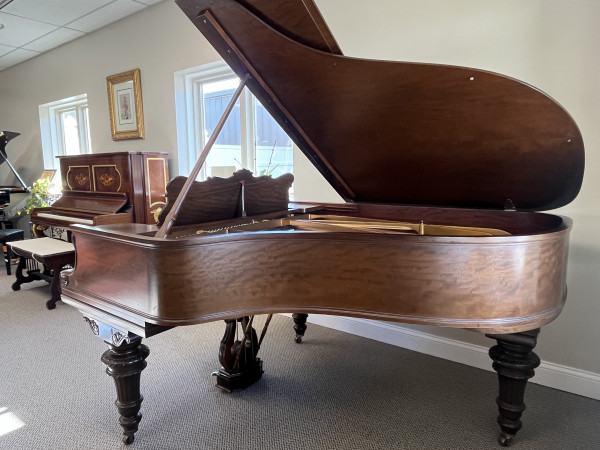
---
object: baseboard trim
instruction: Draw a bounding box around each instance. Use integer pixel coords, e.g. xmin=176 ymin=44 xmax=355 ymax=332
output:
xmin=282 ymin=314 xmax=600 ymax=400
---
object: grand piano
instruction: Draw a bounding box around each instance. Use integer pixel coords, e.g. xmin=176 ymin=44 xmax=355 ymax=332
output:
xmin=0 ymin=131 xmax=29 ymax=225
xmin=0 ymin=131 xmax=29 ymax=193
xmin=60 ymin=0 xmax=584 ymax=446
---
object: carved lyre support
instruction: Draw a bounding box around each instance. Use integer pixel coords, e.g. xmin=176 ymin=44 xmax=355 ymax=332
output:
xmin=213 ymin=317 xmax=263 ymax=392
xmin=486 ymin=329 xmax=540 ymax=447
xmin=84 ymin=317 xmax=149 ymax=445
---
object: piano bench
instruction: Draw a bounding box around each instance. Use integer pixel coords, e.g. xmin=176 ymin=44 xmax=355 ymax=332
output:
xmin=9 ymin=237 xmax=75 ymax=310
xmin=0 ymin=228 xmax=25 ymax=275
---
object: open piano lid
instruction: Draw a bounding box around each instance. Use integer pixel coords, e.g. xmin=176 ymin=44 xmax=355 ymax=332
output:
xmin=176 ymin=0 xmax=584 ymax=211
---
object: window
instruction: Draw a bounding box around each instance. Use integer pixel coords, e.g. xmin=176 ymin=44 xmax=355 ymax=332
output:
xmin=39 ymin=94 xmax=91 ymax=188
xmin=174 ymin=61 xmax=293 ymax=181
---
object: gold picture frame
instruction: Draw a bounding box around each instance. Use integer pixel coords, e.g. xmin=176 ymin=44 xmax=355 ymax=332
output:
xmin=106 ymin=68 xmax=145 ymax=140
xmin=39 ymin=169 xmax=56 ymax=182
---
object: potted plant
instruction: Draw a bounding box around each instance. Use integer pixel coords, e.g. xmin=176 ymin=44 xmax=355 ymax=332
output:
xmin=22 ymin=177 xmax=51 ymax=214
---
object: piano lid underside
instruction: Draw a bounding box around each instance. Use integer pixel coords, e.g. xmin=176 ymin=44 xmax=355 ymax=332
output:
xmin=177 ymin=0 xmax=584 ymax=212
xmin=232 ymin=0 xmax=342 ymax=54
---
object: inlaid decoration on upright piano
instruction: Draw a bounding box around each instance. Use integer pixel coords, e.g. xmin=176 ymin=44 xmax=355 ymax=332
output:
xmin=31 ymin=151 xmax=169 ymax=238
xmin=60 ymin=0 xmax=584 ymax=447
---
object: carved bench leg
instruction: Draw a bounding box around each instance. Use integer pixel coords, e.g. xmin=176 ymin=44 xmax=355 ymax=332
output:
xmin=101 ymin=335 xmax=150 ymax=445
xmin=11 ymin=256 xmax=37 ymax=291
xmin=46 ymin=267 xmax=63 ymax=310
xmin=486 ymin=329 xmax=540 ymax=447
xmin=292 ymin=313 xmax=308 ymax=343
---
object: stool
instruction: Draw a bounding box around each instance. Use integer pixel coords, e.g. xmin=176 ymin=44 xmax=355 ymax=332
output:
xmin=0 ymin=228 xmax=25 ymax=275
xmin=9 ymin=237 xmax=75 ymax=310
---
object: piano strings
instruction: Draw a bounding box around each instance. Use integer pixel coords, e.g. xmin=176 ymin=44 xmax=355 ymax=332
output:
xmin=187 ymin=214 xmax=511 ymax=237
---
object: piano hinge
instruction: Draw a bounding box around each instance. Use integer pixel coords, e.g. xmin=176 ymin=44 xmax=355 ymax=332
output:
xmin=504 ymin=199 xmax=517 ymax=211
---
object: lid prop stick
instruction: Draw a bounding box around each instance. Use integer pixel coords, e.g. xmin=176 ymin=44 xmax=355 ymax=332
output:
xmin=155 ymin=73 xmax=250 ymax=238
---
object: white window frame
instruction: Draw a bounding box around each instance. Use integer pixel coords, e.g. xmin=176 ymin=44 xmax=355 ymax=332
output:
xmin=39 ymin=94 xmax=91 ymax=171
xmin=174 ymin=60 xmax=272 ymax=179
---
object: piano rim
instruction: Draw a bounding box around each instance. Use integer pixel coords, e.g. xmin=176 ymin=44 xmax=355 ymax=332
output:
xmin=60 ymin=290 xmax=566 ymax=337
xmin=60 ymin=216 xmax=572 ymax=335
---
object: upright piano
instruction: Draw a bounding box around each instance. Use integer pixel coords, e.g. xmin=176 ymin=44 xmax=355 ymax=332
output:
xmin=60 ymin=0 xmax=584 ymax=446
xmin=31 ymin=152 xmax=169 ymax=237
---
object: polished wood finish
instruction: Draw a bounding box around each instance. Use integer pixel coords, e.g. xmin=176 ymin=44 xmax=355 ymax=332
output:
xmin=177 ymin=0 xmax=584 ymax=210
xmin=32 ymin=152 xmax=169 ymax=230
xmin=62 ymin=205 xmax=570 ymax=334
xmin=214 ymin=317 xmax=263 ymax=392
xmin=233 ymin=0 xmax=342 ymax=54
xmin=59 ymin=0 xmax=585 ymax=446
xmin=487 ymin=329 xmax=541 ymax=447
xmin=101 ymin=336 xmax=149 ymax=445
xmin=31 ymin=191 xmax=133 ymax=237
xmin=58 ymin=152 xmax=169 ymax=224
xmin=157 ymin=169 xmax=294 ymax=227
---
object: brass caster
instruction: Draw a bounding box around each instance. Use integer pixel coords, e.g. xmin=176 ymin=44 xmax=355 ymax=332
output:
xmin=498 ymin=432 xmax=514 ymax=447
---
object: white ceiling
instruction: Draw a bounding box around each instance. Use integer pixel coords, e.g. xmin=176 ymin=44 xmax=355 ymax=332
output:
xmin=0 ymin=0 xmax=164 ymax=72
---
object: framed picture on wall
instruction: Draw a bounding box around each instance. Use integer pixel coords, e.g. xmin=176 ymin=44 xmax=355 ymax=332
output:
xmin=106 ymin=68 xmax=145 ymax=140
xmin=39 ymin=169 xmax=56 ymax=181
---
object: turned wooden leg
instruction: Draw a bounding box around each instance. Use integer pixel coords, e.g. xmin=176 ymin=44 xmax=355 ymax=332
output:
xmin=486 ymin=329 xmax=540 ymax=447
xmin=101 ymin=335 xmax=150 ymax=445
xmin=292 ymin=313 xmax=308 ymax=343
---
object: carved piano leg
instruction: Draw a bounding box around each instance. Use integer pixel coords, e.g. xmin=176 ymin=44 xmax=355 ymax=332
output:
xmin=292 ymin=313 xmax=308 ymax=343
xmin=486 ymin=329 xmax=540 ymax=447
xmin=101 ymin=335 xmax=149 ymax=444
xmin=99 ymin=332 xmax=149 ymax=445
xmin=213 ymin=317 xmax=263 ymax=392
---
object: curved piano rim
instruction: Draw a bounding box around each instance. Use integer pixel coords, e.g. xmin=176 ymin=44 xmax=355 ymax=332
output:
xmin=61 ymin=210 xmax=572 ymax=335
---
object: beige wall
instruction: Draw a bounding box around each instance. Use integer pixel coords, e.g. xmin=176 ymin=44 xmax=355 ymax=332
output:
xmin=0 ymin=0 xmax=598 ymax=376
xmin=0 ymin=0 xmax=216 ymax=184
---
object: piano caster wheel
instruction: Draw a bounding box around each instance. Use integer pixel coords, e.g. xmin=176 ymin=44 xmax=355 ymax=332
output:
xmin=294 ymin=335 xmax=303 ymax=343
xmin=122 ymin=434 xmax=135 ymax=445
xmin=498 ymin=432 xmax=514 ymax=447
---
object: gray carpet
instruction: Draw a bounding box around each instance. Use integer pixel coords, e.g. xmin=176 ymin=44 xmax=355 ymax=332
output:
xmin=0 ymin=271 xmax=598 ymax=450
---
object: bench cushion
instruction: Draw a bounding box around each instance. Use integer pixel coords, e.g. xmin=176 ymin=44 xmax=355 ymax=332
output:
xmin=9 ymin=237 xmax=74 ymax=258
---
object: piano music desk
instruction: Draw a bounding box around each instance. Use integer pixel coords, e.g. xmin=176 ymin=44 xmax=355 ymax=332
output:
xmin=10 ymin=238 xmax=75 ymax=310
